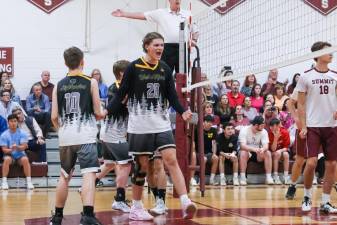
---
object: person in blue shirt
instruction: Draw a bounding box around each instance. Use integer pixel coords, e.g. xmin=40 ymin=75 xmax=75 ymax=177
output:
xmin=1 ymin=114 xmax=34 ymax=190
xmin=91 ymin=69 xmax=108 ymax=104
xmin=26 ymin=83 xmax=51 ymax=137
xmin=0 ymin=115 xmax=8 ymax=159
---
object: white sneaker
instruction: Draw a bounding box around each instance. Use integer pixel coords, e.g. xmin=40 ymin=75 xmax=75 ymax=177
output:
xmin=190 ymin=178 xmax=198 ymax=186
xmin=302 ymin=196 xmax=312 ymax=212
xmin=220 ymin=177 xmax=226 ymax=186
xmin=266 ymin=176 xmax=274 ymax=185
xmin=240 ymin=177 xmax=247 ymax=186
xmin=112 ymin=200 xmax=131 ymax=213
xmin=27 ymin=182 xmax=34 ymax=190
xmin=182 ymin=199 xmax=197 ymax=219
xmin=320 ymin=202 xmax=337 ymax=214
xmin=209 ymin=177 xmax=215 ymax=185
xmin=313 ymin=176 xmax=318 ymax=185
xmin=273 ymin=175 xmax=282 ymax=185
xmin=166 ymin=180 xmax=173 ymax=187
xmin=129 ymin=205 xmax=153 ymax=221
xmin=150 ymin=198 xmax=166 ymax=215
xmin=233 ymin=177 xmax=240 ymax=186
xmin=1 ymin=181 xmax=8 ymax=190
xmin=284 ymin=176 xmax=291 ymax=185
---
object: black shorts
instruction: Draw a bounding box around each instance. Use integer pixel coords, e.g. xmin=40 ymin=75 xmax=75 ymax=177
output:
xmin=102 ymin=141 xmax=132 ymax=165
xmin=59 ymin=143 xmax=100 ymax=178
xmin=162 ymin=43 xmax=187 ymax=74
xmin=248 ymin=152 xmax=259 ymax=163
xmin=128 ymin=131 xmax=175 ymax=156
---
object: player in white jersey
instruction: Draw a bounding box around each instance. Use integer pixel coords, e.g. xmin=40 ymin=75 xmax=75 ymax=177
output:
xmin=297 ymin=41 xmax=337 ymax=213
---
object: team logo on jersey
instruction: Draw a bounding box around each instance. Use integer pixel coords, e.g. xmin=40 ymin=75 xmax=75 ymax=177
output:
xmin=229 ymin=143 xmax=233 ymax=148
xmin=70 ymin=79 xmax=77 ymax=85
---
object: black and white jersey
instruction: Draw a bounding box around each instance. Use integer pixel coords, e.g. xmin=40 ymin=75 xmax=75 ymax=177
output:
xmin=108 ymin=57 xmax=185 ymax=134
xmin=57 ymin=74 xmax=98 ymax=146
xmin=100 ymin=117 xmax=128 ymax=143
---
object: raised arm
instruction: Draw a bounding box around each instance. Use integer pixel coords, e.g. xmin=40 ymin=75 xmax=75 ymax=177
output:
xmin=111 ymin=9 xmax=146 ymax=20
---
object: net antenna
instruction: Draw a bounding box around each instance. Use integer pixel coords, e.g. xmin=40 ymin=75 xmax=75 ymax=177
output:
xmin=185 ymin=0 xmax=337 ymax=92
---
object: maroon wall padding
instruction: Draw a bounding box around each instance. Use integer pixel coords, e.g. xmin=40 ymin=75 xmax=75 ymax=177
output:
xmin=174 ymin=73 xmax=189 ymax=197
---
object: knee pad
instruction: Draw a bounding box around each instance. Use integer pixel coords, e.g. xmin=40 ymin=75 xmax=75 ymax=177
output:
xmin=131 ymin=159 xmax=147 ymax=186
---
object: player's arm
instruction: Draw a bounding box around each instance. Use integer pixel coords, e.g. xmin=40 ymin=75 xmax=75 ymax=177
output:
xmin=111 ymin=9 xmax=146 ymax=20
xmin=51 ymin=86 xmax=59 ymax=129
xmin=297 ymin=91 xmax=307 ymax=138
xmin=91 ymin=79 xmax=105 ymax=120
xmin=17 ymin=142 xmax=28 ymax=151
xmin=2 ymin=145 xmax=11 ymax=154
xmin=270 ymin=136 xmax=278 ymax=152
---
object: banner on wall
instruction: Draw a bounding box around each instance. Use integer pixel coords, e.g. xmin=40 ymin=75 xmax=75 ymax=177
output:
xmin=304 ymin=0 xmax=337 ymax=15
xmin=27 ymin=0 xmax=68 ymax=14
xmin=200 ymin=0 xmax=245 ymax=14
xmin=0 ymin=47 xmax=14 ymax=77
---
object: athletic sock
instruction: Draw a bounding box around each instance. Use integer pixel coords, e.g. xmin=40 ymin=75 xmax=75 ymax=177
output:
xmin=115 ymin=187 xmax=126 ymax=202
xmin=321 ymin=193 xmax=330 ymax=205
xmin=55 ymin=207 xmax=64 ymax=217
xmin=150 ymin=187 xmax=158 ymax=199
xmin=83 ymin=206 xmax=94 ymax=217
xmin=304 ymin=188 xmax=312 ymax=198
xmin=157 ymin=189 xmax=166 ymax=203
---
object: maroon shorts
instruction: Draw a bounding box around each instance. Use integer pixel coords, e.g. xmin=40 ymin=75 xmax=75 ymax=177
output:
xmin=306 ymin=127 xmax=337 ymax=161
xmin=294 ymin=129 xmax=308 ymax=158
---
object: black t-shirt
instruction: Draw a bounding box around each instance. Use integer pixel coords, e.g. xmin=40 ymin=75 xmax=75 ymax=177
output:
xmin=195 ymin=127 xmax=217 ymax=154
xmin=216 ymin=133 xmax=238 ymax=154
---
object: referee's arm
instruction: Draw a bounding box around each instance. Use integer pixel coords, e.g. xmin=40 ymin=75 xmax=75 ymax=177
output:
xmin=111 ymin=9 xmax=146 ymax=20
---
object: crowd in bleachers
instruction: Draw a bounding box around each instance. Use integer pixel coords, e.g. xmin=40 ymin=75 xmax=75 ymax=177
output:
xmin=189 ymin=68 xmax=323 ymax=186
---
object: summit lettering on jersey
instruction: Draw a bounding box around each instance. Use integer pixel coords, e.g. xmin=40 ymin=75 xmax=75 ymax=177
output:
xmin=57 ymin=74 xmax=98 ymax=146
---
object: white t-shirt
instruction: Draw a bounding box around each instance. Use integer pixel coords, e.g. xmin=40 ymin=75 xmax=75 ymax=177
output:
xmin=238 ymin=125 xmax=269 ymax=148
xmin=144 ymin=8 xmax=196 ymax=43
xmin=296 ymin=68 xmax=337 ymax=127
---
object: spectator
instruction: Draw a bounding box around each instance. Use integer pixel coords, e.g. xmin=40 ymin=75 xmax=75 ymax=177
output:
xmin=217 ymin=122 xmax=239 ymax=186
xmin=1 ymin=114 xmax=34 ymax=190
xmin=215 ymin=94 xmax=232 ymax=118
xmin=0 ymin=71 xmax=10 ymax=86
xmin=242 ymin=97 xmax=259 ymax=121
xmin=91 ymin=68 xmax=108 ymax=103
xmin=268 ymin=118 xmax=290 ymax=185
xmin=0 ymin=115 xmax=8 ymax=159
xmin=240 ymin=74 xmax=256 ymax=97
xmin=265 ymin=93 xmax=275 ymax=106
xmin=232 ymin=105 xmax=250 ymax=134
xmin=1 ymin=79 xmax=21 ymax=105
xmin=13 ymin=107 xmax=46 ymax=163
xmin=227 ymin=80 xmax=245 ymax=108
xmin=212 ymin=69 xmax=233 ymax=97
xmin=112 ymin=0 xmax=198 ymax=73
xmin=203 ymin=102 xmax=220 ymax=126
xmin=201 ymin=73 xmax=208 ymax=82
xmin=239 ymin=116 xmax=273 ymax=185
xmin=203 ymin=85 xmax=217 ymax=106
xmin=193 ymin=115 xmax=219 ymax=185
xmin=274 ymin=84 xmax=289 ymax=111
xmin=250 ymin=84 xmax=264 ymax=112
xmin=31 ymin=71 xmax=54 ymax=101
xmin=262 ymin=100 xmax=279 ymax=131
xmin=287 ymin=73 xmax=300 ymax=95
xmin=26 ymin=83 xmax=51 ymax=137
xmin=261 ymin=69 xmax=288 ymax=96
xmin=0 ymin=90 xmax=22 ymax=119
xmin=279 ymin=98 xmax=295 ymax=130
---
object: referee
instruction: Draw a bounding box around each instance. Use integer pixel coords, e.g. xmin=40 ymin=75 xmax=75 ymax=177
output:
xmin=111 ymin=0 xmax=199 ymax=74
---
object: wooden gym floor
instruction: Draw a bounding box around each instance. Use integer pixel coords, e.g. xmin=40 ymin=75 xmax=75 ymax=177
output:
xmin=1 ymin=185 xmax=337 ymax=225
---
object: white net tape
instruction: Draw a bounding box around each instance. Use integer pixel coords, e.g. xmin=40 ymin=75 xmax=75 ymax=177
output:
xmin=185 ymin=0 xmax=337 ymax=91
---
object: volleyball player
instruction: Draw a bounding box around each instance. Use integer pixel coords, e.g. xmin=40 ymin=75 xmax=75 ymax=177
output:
xmin=50 ymin=46 xmax=105 ymax=225
xmin=108 ymin=32 xmax=196 ymax=221
xmin=297 ymin=41 xmax=337 ymax=213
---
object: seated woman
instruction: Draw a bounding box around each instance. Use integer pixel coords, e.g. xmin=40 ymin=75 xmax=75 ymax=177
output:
xmin=0 ymin=79 xmax=21 ymax=105
xmin=203 ymin=101 xmax=220 ymax=127
xmin=242 ymin=97 xmax=259 ymax=121
xmin=250 ymin=83 xmax=264 ymax=113
xmin=215 ymin=94 xmax=232 ymax=119
xmin=231 ymin=105 xmax=250 ymax=134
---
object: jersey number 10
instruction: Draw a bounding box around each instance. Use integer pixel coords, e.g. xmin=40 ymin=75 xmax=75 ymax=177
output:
xmin=65 ymin=92 xmax=80 ymax=114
